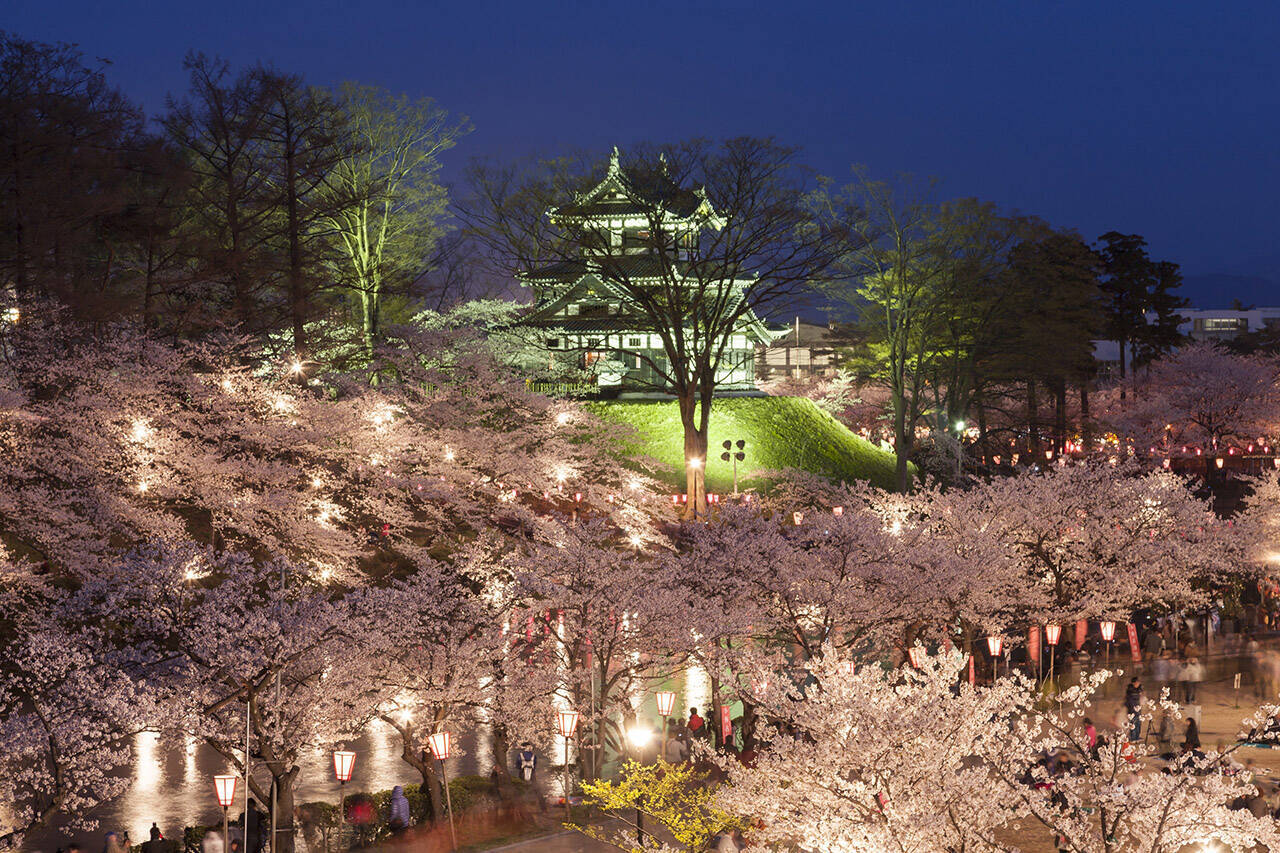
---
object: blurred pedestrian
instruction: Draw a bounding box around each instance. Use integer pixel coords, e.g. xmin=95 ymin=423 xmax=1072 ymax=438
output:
xmin=388 ymin=785 xmax=410 ymax=835
xmin=201 ymin=831 xmax=224 ymax=853
xmin=140 ymin=826 xmax=164 ymax=853
xmin=1124 ymin=677 xmax=1143 ymax=741
xmin=103 ymin=832 xmax=126 ymax=853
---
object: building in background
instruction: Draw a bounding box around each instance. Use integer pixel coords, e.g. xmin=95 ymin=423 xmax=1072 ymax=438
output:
xmin=757 ymin=318 xmax=846 ymax=380
xmin=519 ymin=148 xmax=776 ymax=395
xmin=1175 ymin=306 xmax=1280 ymax=341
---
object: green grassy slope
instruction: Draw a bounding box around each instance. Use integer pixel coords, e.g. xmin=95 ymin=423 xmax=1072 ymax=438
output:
xmin=584 ymin=396 xmax=900 ymax=492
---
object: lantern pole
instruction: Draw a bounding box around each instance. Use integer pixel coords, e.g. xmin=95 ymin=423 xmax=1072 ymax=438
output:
xmin=655 ymin=691 xmax=675 ymax=759
xmin=429 ymin=733 xmax=458 ymax=851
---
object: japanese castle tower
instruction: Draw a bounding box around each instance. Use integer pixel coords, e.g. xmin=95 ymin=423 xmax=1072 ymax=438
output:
xmin=519 ymin=147 xmax=777 ymax=395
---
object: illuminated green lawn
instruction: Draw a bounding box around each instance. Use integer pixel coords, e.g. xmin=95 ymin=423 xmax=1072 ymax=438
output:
xmin=585 ymin=396 xmax=901 ymax=492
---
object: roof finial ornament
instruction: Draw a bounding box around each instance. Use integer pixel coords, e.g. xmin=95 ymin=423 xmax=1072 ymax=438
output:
xmin=608 ymin=145 xmax=621 ymax=175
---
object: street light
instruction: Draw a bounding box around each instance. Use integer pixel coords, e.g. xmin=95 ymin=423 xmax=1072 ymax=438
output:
xmin=720 ymin=440 xmax=746 ymax=495
xmin=333 ymin=750 xmax=355 ymax=830
xmin=655 ymin=691 xmax=675 ymax=758
xmin=1044 ymin=624 xmax=1062 ymax=691
xmin=428 ymin=732 xmax=458 ymax=851
xmin=555 ymin=710 xmax=580 ymax=821
xmin=1100 ymin=620 xmax=1116 ymax=674
xmin=986 ymin=635 xmax=1003 ymax=680
xmin=213 ymin=775 xmax=237 ymax=850
xmin=625 ymin=723 xmax=653 ymax=844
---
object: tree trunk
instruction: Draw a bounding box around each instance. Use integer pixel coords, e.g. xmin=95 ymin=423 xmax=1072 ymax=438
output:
xmin=271 ymin=769 xmax=298 ymax=853
xmin=1054 ymin=379 xmax=1067 ymax=454
xmin=678 ymin=391 xmax=708 ymax=519
xmin=1026 ymin=380 xmax=1039 ymax=457
xmin=1079 ymin=381 xmax=1091 ymax=449
xmin=892 ymin=391 xmax=912 ymax=493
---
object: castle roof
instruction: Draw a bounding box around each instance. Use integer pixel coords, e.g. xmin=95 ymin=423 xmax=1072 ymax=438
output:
xmin=549 ymin=147 xmax=716 ymax=224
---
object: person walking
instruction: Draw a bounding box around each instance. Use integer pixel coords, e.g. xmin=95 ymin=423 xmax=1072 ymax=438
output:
xmin=1184 ymin=653 xmax=1204 ymax=704
xmin=201 ymin=830 xmax=224 ymax=853
xmin=103 ymin=832 xmax=126 ymax=853
xmin=687 ymin=707 xmax=704 ymax=739
xmin=1124 ymin=677 xmax=1143 ymax=742
xmin=516 ymin=743 xmax=537 ymax=781
xmin=388 ymin=785 xmax=411 ymax=835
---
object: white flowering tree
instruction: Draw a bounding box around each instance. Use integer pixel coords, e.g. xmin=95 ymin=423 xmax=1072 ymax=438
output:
xmin=720 ymin=649 xmax=1027 ymax=852
xmin=76 ymin=545 xmax=372 ymax=853
xmin=1098 ymin=342 xmax=1280 ymax=454
xmin=945 ymin=461 xmax=1254 ymax=624
xmin=988 ymin=671 xmax=1280 ymax=852
xmin=721 ymin=651 xmax=1280 ymax=853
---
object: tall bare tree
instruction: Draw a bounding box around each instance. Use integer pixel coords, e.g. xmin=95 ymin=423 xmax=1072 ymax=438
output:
xmin=163 ymin=54 xmax=277 ymax=333
xmin=325 ymin=84 xmax=470 ymax=355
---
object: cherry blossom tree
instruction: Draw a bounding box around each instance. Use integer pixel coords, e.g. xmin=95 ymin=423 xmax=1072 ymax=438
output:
xmin=721 ymin=650 xmax=1280 ymax=853
xmin=946 ymin=461 xmax=1256 ymax=625
xmin=988 ymin=671 xmax=1280 ymax=852
xmin=0 ymin=623 xmax=155 ymax=840
xmin=720 ymin=649 xmax=1027 ymax=852
xmin=1098 ymin=342 xmax=1280 ymax=455
xmin=353 ymin=552 xmax=509 ymax=819
xmin=500 ymin=518 xmax=708 ymax=776
xmin=76 ymin=545 xmax=374 ymax=853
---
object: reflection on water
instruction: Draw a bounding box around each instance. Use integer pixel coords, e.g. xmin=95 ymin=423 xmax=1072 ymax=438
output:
xmin=21 ymin=725 xmax=497 ymax=853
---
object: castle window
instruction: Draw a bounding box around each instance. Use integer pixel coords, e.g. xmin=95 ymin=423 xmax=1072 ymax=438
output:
xmin=546 ymin=337 xmax=561 ymax=349
xmin=627 ymin=337 xmax=643 ymax=348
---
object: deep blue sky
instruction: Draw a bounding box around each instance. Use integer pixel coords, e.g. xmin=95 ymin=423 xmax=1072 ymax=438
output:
xmin=8 ymin=0 xmax=1280 ymax=306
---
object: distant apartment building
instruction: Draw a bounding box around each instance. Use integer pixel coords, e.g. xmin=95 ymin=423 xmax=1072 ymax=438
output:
xmin=757 ymin=318 xmax=845 ymax=380
xmin=1176 ymin=306 xmax=1280 ymax=341
xmin=1093 ymin=305 xmax=1280 ymax=377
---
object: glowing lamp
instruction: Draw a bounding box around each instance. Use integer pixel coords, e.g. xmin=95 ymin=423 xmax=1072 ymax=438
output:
xmin=1274 ymin=458 xmax=1280 ymax=469
xmin=793 ymin=511 xmax=804 ymax=526
xmin=427 ymin=731 xmax=452 ymax=761
xmin=213 ymin=774 xmax=237 ymax=808
xmin=832 ymin=506 xmax=844 ymax=516
xmin=556 ymin=709 xmax=580 ymax=739
xmin=574 ymin=492 xmax=582 ymax=502
xmin=626 ymin=725 xmax=652 ymax=748
xmin=907 ymin=646 xmax=924 ymax=668
xmin=1100 ymin=620 xmax=1116 ymax=642
xmin=1045 ymin=449 xmax=1054 ymax=460
xmin=333 ymin=750 xmax=355 ymax=783
xmin=1044 ymin=624 xmax=1062 ymax=646
xmin=687 ymin=457 xmax=703 ymax=470
xmin=1215 ymin=457 xmax=1224 ymax=469
xmin=986 ymin=635 xmax=1003 ymax=657
xmin=656 ymin=691 xmax=676 ymax=717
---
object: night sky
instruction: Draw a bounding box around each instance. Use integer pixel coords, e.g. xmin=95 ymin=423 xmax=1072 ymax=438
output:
xmin=8 ymin=0 xmax=1280 ymax=307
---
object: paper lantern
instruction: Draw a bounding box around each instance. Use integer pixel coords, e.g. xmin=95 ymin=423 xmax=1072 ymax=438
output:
xmin=213 ymin=774 xmax=237 ymax=808
xmin=333 ymin=750 xmax=356 ymax=783
xmin=427 ymin=731 xmax=452 ymax=761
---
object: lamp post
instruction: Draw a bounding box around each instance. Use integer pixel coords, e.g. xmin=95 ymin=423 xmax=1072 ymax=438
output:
xmin=720 ymin=440 xmax=745 ymax=496
xmin=555 ymin=710 xmax=580 ymax=821
xmin=625 ymin=722 xmax=652 ymax=844
xmin=1044 ymin=624 xmax=1062 ymax=691
xmin=214 ymin=775 xmax=237 ymax=851
xmin=1100 ymin=620 xmax=1116 ymax=674
xmin=655 ymin=691 xmax=675 ymax=757
xmin=333 ymin=750 xmax=355 ymax=833
xmin=986 ymin=635 xmax=1003 ymax=681
xmin=428 ymin=732 xmax=458 ymax=851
